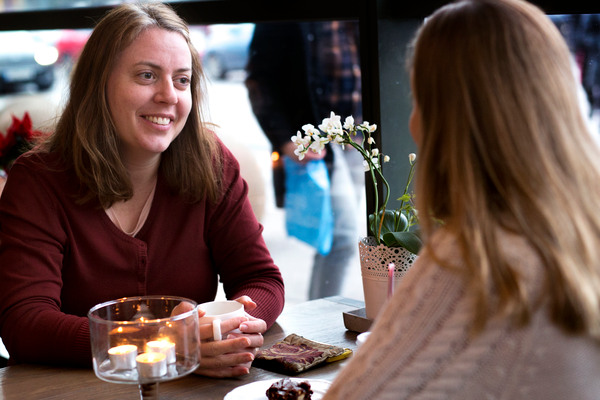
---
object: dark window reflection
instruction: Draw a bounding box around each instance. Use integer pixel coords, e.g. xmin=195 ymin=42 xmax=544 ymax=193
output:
xmin=0 ymin=0 xmax=193 ymax=13
xmin=552 ymin=14 xmax=600 ymax=134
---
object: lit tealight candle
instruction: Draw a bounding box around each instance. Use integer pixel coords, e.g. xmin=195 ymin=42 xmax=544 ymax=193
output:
xmin=146 ymin=340 xmax=176 ymax=364
xmin=108 ymin=344 xmax=138 ymax=370
xmin=136 ymin=352 xmax=167 ymax=379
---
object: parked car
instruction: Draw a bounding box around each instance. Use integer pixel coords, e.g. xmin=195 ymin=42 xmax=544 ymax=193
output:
xmin=55 ymin=29 xmax=91 ymax=64
xmin=201 ymin=24 xmax=254 ymax=80
xmin=0 ymin=31 xmax=58 ymax=94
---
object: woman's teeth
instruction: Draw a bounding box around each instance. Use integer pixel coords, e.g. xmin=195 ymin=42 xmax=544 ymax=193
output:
xmin=145 ymin=116 xmax=170 ymax=125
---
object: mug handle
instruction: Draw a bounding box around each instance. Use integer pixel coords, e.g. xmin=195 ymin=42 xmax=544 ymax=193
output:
xmin=212 ymin=319 xmax=222 ymax=341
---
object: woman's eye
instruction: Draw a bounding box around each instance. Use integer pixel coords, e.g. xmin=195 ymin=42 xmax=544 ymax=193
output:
xmin=140 ymin=72 xmax=154 ymax=80
xmin=175 ymin=76 xmax=191 ymax=87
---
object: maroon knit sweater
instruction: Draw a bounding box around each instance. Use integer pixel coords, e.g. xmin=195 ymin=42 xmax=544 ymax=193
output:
xmin=0 ymin=143 xmax=285 ymax=367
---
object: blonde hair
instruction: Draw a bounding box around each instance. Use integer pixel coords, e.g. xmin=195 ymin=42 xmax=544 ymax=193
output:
xmin=410 ymin=0 xmax=600 ymax=337
xmin=43 ymin=2 xmax=221 ymax=207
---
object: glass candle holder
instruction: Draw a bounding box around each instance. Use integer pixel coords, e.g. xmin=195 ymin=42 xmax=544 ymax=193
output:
xmin=88 ymin=296 xmax=200 ymax=399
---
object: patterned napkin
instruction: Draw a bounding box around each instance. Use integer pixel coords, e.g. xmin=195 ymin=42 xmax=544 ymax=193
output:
xmin=253 ymin=333 xmax=352 ymax=375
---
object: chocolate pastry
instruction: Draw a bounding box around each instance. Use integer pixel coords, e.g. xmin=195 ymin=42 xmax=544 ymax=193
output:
xmin=266 ymin=378 xmax=313 ymax=400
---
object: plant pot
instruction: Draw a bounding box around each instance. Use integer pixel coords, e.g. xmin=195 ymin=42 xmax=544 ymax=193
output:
xmin=359 ymin=236 xmax=417 ymax=320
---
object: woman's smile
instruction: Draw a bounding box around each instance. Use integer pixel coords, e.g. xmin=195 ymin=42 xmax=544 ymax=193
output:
xmin=143 ymin=115 xmax=172 ymax=126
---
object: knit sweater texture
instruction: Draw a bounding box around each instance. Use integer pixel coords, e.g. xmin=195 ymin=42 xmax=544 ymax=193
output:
xmin=0 ymin=141 xmax=284 ymax=366
xmin=324 ymin=230 xmax=600 ymax=399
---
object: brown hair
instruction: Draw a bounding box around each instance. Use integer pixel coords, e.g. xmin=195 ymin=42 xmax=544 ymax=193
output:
xmin=410 ymin=0 xmax=600 ymax=337
xmin=43 ymin=2 xmax=221 ymax=207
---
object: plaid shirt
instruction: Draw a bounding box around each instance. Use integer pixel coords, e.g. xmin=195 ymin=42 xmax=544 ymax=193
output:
xmin=306 ymin=21 xmax=362 ymax=122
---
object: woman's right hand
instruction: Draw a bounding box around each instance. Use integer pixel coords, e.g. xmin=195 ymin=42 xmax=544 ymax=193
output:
xmin=173 ymin=299 xmax=266 ymax=377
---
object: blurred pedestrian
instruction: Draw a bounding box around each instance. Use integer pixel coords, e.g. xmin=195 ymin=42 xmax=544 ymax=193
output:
xmin=246 ymin=21 xmax=364 ymax=299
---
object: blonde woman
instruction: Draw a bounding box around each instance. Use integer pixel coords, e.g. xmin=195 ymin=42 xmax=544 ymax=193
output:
xmin=324 ymin=0 xmax=600 ymax=398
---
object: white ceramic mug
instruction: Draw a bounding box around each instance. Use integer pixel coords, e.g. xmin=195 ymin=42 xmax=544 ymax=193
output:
xmin=356 ymin=331 xmax=371 ymax=348
xmin=198 ymin=300 xmax=245 ymax=341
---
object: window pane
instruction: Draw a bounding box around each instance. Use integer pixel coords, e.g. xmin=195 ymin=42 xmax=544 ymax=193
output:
xmin=551 ymin=14 xmax=600 ymax=137
xmin=0 ymin=29 xmax=81 ymax=134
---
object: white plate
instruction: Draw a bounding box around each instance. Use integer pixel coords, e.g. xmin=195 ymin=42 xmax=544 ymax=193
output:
xmin=224 ymin=378 xmax=331 ymax=400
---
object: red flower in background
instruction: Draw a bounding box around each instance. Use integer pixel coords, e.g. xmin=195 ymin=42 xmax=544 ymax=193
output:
xmin=0 ymin=112 xmax=41 ymax=172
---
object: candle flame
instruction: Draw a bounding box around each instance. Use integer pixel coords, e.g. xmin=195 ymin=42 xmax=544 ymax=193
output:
xmin=136 ymin=352 xmax=166 ymax=363
xmin=147 ymin=339 xmax=173 ymax=349
xmin=108 ymin=344 xmax=137 ymax=355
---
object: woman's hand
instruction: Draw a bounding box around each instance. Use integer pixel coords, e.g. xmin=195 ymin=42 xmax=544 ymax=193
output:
xmin=194 ymin=296 xmax=267 ymax=378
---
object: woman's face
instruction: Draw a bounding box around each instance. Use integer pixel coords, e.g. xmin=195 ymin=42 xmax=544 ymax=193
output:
xmin=107 ymin=27 xmax=193 ymax=163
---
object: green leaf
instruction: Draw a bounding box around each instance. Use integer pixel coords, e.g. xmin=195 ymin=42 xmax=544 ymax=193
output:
xmin=382 ymin=232 xmax=423 ymax=254
xmin=369 ymin=210 xmax=400 ymax=239
xmin=379 ymin=210 xmax=397 ymax=235
xmin=397 ymin=193 xmax=411 ymax=203
xmin=394 ymin=211 xmax=408 ymax=232
xmin=368 ymin=213 xmax=376 ymax=236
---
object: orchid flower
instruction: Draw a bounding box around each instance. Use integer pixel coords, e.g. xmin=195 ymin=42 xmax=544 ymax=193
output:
xmin=290 ymin=111 xmax=420 ymax=252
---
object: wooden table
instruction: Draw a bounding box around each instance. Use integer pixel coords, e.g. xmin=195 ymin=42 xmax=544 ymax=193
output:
xmin=0 ymin=296 xmax=363 ymax=400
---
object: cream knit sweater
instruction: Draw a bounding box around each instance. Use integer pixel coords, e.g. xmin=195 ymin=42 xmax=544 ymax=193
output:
xmin=324 ymin=230 xmax=600 ymax=399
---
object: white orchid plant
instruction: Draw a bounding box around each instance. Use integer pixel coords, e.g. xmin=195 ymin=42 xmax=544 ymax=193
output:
xmin=291 ymin=112 xmax=422 ymax=255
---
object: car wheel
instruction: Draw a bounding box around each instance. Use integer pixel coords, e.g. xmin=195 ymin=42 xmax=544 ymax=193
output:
xmin=36 ymin=69 xmax=54 ymax=91
xmin=204 ymin=53 xmax=225 ymax=80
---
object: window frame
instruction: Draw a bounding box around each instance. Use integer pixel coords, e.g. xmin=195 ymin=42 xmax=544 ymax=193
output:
xmin=1 ymin=0 xmax=598 ymax=220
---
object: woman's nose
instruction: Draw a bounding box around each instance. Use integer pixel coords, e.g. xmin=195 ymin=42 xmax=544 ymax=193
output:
xmin=154 ymin=79 xmax=178 ymax=104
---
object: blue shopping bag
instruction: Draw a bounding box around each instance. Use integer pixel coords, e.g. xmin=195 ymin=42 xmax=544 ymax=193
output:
xmin=283 ymin=157 xmax=333 ymax=255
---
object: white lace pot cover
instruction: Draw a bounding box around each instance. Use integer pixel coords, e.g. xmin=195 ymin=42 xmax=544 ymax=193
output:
xmin=359 ymin=236 xmax=417 ymax=320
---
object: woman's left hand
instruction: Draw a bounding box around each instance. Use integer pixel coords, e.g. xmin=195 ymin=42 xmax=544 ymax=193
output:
xmin=194 ymin=295 xmax=267 ymax=377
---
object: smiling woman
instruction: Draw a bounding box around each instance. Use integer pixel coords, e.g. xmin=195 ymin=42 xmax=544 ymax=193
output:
xmin=0 ymin=2 xmax=284 ymax=378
